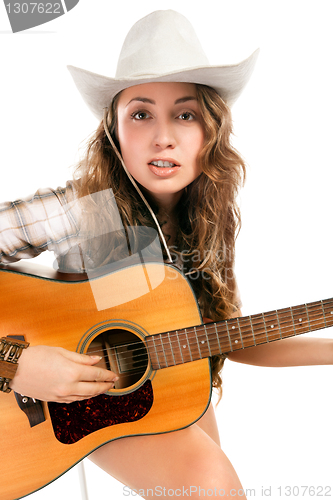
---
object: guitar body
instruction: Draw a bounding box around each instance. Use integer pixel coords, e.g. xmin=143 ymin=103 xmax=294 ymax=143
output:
xmin=0 ymin=262 xmax=211 ymax=500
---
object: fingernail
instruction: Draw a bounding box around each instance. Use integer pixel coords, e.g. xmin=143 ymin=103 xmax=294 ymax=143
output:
xmin=112 ymin=376 xmax=119 ymax=382
xmin=90 ymin=355 xmax=102 ymax=360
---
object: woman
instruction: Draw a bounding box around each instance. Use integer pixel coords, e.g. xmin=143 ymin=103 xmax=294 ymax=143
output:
xmin=1 ymin=10 xmax=332 ymax=500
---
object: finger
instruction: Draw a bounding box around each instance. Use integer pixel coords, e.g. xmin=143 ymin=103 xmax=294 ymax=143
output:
xmin=72 ymin=381 xmax=116 ymax=399
xmin=79 ymin=364 xmax=119 ymax=383
xmin=60 ymin=348 xmax=104 ymax=366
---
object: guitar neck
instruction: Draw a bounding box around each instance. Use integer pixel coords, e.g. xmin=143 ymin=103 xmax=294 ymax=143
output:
xmin=147 ymin=298 xmax=333 ymax=370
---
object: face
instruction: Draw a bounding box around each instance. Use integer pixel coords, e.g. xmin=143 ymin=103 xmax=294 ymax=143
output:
xmin=116 ymin=82 xmax=205 ymax=208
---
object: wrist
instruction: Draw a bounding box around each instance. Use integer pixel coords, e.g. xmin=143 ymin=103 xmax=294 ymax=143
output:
xmin=0 ymin=337 xmax=29 ymax=393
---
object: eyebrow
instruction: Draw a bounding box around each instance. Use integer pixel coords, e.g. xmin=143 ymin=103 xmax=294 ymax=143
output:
xmin=126 ymin=96 xmax=197 ymax=106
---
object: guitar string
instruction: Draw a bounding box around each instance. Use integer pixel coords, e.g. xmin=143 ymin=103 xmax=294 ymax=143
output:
xmin=85 ymin=303 xmax=333 ymax=373
xmin=85 ymin=298 xmax=333 ymax=359
xmin=87 ymin=299 xmax=333 ymax=359
xmin=93 ymin=300 xmax=332 ymax=378
xmin=91 ymin=309 xmax=333 ymax=374
xmin=85 ymin=301 xmax=333 ymax=367
xmin=92 ymin=310 xmax=331 ymax=378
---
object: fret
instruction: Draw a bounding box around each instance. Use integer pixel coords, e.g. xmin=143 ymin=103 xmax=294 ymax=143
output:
xmin=276 ymin=307 xmax=294 ymax=339
xmin=237 ymin=314 xmax=269 ymax=348
xmin=225 ymin=321 xmax=233 ymax=352
xmin=236 ymin=318 xmax=244 ymax=348
xmin=150 ymin=335 xmax=161 ymax=369
xmin=321 ymin=300 xmax=327 ymax=328
xmin=249 ymin=315 xmax=256 ymax=346
xmin=322 ymin=299 xmax=333 ymax=328
xmin=176 ymin=331 xmax=185 ymax=364
xmin=186 ymin=326 xmax=201 ymax=360
xmin=305 ymin=304 xmax=311 ymax=331
xmin=153 ymin=335 xmax=162 ymax=368
xmin=235 ymin=316 xmax=252 ymax=349
xmin=184 ymin=329 xmax=193 ymax=362
xmin=194 ymin=326 xmax=211 ymax=358
xmin=262 ymin=310 xmax=282 ymax=342
xmin=203 ymin=324 xmax=212 ymax=356
xmin=168 ymin=331 xmax=183 ymax=366
xmin=262 ymin=313 xmax=269 ymax=342
xmin=224 ymin=318 xmax=243 ymax=350
xmin=159 ymin=333 xmax=169 ymax=367
xmin=161 ymin=332 xmax=174 ymax=367
xmin=275 ymin=310 xmax=283 ymax=339
xmin=306 ymin=301 xmax=326 ymax=332
xmin=177 ymin=329 xmax=192 ymax=363
xmin=290 ymin=304 xmax=310 ymax=335
xmin=289 ymin=307 xmax=297 ymax=336
xmin=194 ymin=326 xmax=203 ymax=359
xmin=249 ymin=313 xmax=270 ymax=345
xmin=228 ymin=320 xmax=239 ymax=347
xmin=204 ymin=322 xmax=227 ymax=356
xmin=167 ymin=332 xmax=176 ymax=366
xmin=214 ymin=323 xmax=222 ymax=354
xmin=149 ymin=297 xmax=333 ymax=371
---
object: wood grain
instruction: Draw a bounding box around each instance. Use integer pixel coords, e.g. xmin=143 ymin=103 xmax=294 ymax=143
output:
xmin=0 ymin=263 xmax=211 ymax=500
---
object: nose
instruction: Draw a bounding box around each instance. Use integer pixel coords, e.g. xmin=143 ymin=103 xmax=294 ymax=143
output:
xmin=153 ymin=118 xmax=176 ymax=150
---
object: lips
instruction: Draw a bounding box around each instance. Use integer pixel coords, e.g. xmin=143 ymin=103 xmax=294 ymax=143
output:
xmin=148 ymin=159 xmax=181 ymax=177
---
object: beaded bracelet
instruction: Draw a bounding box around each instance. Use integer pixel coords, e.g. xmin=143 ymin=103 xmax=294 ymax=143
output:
xmin=0 ymin=337 xmax=30 ymax=393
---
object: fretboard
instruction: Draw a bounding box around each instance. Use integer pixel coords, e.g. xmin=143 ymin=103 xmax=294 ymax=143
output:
xmin=146 ymin=298 xmax=333 ymax=370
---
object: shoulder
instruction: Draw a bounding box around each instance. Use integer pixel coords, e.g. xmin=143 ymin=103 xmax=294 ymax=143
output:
xmin=32 ymin=181 xmax=77 ymax=204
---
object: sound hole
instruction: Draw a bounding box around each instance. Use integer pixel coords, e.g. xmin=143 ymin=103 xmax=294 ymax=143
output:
xmin=88 ymin=329 xmax=148 ymax=390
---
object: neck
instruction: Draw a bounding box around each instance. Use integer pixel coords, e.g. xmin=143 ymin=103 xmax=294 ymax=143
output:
xmin=146 ymin=297 xmax=333 ymax=370
xmin=141 ymin=188 xmax=183 ymax=217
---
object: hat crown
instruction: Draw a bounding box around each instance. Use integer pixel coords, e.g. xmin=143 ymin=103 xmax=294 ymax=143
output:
xmin=115 ymin=10 xmax=209 ymax=79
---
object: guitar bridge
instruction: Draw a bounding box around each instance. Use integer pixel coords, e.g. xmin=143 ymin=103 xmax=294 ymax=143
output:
xmin=14 ymin=393 xmax=45 ymax=427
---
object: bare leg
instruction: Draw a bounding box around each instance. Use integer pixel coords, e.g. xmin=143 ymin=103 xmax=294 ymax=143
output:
xmin=90 ymin=403 xmax=246 ymax=499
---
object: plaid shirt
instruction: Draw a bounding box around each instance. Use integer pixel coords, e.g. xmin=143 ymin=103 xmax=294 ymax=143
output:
xmin=0 ymin=182 xmax=84 ymax=271
xmin=0 ymin=183 xmax=242 ymax=309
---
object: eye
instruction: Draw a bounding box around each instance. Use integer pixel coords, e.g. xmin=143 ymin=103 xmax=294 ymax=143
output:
xmin=178 ymin=111 xmax=195 ymax=121
xmin=131 ymin=111 xmax=150 ymax=120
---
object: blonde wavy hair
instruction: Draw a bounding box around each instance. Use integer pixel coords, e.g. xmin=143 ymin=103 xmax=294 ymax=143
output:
xmin=74 ymin=84 xmax=246 ymax=398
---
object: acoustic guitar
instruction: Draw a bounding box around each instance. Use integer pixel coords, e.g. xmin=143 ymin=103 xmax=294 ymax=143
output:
xmin=0 ymin=261 xmax=332 ymax=500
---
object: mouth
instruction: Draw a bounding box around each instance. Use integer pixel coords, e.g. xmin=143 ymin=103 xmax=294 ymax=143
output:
xmin=149 ymin=160 xmax=179 ymax=168
xmin=148 ymin=159 xmax=181 ymax=178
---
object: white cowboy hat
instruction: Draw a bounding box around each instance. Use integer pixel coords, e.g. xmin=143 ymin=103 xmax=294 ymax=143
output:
xmin=67 ymin=10 xmax=259 ymax=121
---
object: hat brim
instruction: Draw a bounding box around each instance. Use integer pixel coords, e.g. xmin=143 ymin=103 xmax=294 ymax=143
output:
xmin=67 ymin=49 xmax=259 ymax=121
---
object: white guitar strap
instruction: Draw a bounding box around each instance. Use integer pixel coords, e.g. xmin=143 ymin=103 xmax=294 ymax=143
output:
xmin=103 ymin=108 xmax=172 ymax=264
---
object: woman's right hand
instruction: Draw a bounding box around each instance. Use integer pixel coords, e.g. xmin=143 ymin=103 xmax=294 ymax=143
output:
xmin=9 ymin=345 xmax=118 ymax=403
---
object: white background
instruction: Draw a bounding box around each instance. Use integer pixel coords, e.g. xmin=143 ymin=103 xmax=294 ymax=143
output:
xmin=1 ymin=1 xmax=332 ymax=499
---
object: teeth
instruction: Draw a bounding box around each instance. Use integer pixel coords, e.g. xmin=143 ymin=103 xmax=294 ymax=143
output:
xmin=151 ymin=161 xmax=176 ymax=167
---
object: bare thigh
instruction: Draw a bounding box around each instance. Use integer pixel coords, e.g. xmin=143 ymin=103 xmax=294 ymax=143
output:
xmin=90 ymin=403 xmax=246 ymax=500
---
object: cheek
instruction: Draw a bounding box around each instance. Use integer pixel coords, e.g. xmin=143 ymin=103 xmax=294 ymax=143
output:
xmin=117 ymin=125 xmax=140 ymax=162
xmin=189 ymin=128 xmax=205 ymax=164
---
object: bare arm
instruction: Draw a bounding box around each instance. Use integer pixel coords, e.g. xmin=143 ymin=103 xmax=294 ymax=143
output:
xmin=226 ymin=310 xmax=333 ymax=367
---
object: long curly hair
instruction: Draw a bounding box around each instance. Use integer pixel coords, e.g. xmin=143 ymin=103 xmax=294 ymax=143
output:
xmin=73 ymin=84 xmax=246 ymax=398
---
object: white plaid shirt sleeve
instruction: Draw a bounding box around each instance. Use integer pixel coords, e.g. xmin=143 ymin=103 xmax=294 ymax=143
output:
xmin=0 ymin=182 xmax=79 ymax=265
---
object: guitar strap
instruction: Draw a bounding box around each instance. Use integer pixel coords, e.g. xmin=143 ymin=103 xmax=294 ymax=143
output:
xmin=1 ymin=335 xmax=45 ymax=427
